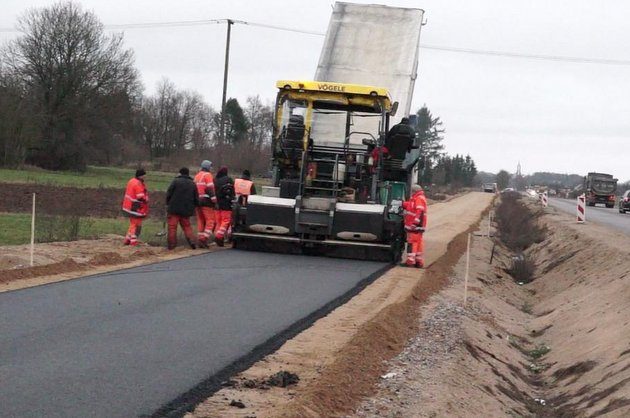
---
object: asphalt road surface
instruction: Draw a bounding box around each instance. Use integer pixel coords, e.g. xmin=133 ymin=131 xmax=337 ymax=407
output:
xmin=548 ymin=197 xmax=630 ymax=235
xmin=0 ymin=250 xmax=388 ymax=418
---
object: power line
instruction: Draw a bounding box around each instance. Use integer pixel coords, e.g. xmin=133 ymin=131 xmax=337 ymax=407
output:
xmin=3 ymin=17 xmax=630 ymax=66
xmin=0 ymin=18 xmax=228 ymax=33
xmin=106 ymin=18 xmax=225 ymax=30
xmin=235 ymin=20 xmax=324 ymax=36
xmin=420 ymin=44 xmax=630 ymax=66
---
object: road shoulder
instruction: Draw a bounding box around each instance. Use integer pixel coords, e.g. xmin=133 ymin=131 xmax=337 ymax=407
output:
xmin=185 ymin=192 xmax=493 ymax=417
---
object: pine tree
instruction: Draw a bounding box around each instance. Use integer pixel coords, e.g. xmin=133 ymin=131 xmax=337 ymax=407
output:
xmin=414 ymin=105 xmax=445 ymax=184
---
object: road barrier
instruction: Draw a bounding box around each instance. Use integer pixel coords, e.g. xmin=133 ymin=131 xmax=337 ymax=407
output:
xmin=577 ymin=193 xmax=586 ymax=223
xmin=541 ymin=191 xmax=548 ymax=208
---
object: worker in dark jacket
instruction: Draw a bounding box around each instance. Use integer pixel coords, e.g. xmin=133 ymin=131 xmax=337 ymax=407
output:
xmin=166 ymin=167 xmax=198 ymax=250
xmin=213 ymin=166 xmax=234 ymax=247
xmin=385 ymin=117 xmax=415 ymax=159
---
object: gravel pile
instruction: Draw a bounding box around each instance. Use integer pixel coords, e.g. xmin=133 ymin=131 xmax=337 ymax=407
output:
xmin=353 ymin=298 xmax=467 ymax=417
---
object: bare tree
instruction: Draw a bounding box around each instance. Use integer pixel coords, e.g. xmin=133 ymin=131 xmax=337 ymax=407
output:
xmin=141 ymin=79 xmax=216 ymax=158
xmin=0 ymin=65 xmax=38 ymax=166
xmin=2 ymin=1 xmax=139 ymax=170
xmin=244 ymin=95 xmax=273 ymax=149
xmin=189 ymin=99 xmax=215 ymax=151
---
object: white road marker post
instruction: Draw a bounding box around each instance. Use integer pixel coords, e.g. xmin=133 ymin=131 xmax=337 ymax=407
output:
xmin=464 ymin=233 xmax=471 ymax=306
xmin=487 ymin=210 xmax=492 ymax=238
xmin=577 ymin=193 xmax=586 ymax=223
xmin=30 ymin=193 xmax=36 ymax=267
xmin=541 ymin=191 xmax=548 ymax=208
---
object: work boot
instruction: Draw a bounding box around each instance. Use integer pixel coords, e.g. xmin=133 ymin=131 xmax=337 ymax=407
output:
xmin=215 ymin=236 xmax=225 ymax=247
xmin=185 ymin=237 xmax=196 ymax=250
xmin=416 ymin=261 xmax=424 ymax=268
xmin=198 ymin=240 xmax=208 ymax=249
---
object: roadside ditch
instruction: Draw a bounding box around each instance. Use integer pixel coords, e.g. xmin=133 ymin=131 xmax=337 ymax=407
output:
xmin=353 ymin=192 xmax=630 ymax=417
xmin=182 ymin=193 xmax=493 ymax=417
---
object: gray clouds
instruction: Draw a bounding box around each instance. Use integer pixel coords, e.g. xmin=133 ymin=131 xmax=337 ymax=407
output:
xmin=2 ymin=0 xmax=630 ymax=180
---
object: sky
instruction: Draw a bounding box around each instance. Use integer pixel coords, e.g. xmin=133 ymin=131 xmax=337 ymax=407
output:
xmin=2 ymin=0 xmax=630 ymax=181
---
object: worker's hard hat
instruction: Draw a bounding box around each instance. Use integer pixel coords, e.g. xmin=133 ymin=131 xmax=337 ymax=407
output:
xmin=201 ymin=160 xmax=212 ymax=169
xmin=411 ymin=184 xmax=423 ymax=193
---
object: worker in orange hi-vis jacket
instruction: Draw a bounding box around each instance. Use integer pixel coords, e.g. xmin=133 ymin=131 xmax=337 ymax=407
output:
xmin=121 ymin=169 xmax=149 ymax=246
xmin=402 ymin=184 xmax=428 ymax=268
xmin=234 ymin=169 xmax=257 ymax=205
xmin=194 ymin=160 xmax=215 ymax=248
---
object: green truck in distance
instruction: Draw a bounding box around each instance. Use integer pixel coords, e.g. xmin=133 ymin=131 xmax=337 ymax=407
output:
xmin=584 ymin=172 xmax=618 ymax=208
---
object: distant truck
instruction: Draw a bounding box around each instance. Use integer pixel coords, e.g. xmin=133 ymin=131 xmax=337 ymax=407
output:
xmin=584 ymin=172 xmax=617 ymax=208
xmin=482 ymin=183 xmax=497 ymax=193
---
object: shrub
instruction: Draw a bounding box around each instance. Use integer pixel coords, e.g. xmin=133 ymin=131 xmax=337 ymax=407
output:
xmin=36 ymin=215 xmax=82 ymax=243
xmin=509 ymin=253 xmax=536 ymax=284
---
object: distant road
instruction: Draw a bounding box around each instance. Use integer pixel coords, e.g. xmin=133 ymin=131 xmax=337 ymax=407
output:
xmin=548 ymin=197 xmax=630 ymax=235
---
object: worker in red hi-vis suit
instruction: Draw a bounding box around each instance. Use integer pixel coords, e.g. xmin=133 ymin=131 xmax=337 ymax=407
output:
xmin=122 ymin=169 xmax=149 ymax=246
xmin=213 ymin=166 xmax=234 ymax=247
xmin=194 ymin=160 xmax=215 ymax=248
xmin=402 ymin=184 xmax=428 ymax=268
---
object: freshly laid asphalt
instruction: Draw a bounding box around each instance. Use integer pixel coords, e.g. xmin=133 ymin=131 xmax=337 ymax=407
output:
xmin=0 ymin=250 xmax=388 ymax=418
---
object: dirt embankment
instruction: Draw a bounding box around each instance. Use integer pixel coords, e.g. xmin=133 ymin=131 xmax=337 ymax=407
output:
xmin=353 ymin=198 xmax=630 ymax=417
xmin=0 ymin=183 xmax=167 ymax=217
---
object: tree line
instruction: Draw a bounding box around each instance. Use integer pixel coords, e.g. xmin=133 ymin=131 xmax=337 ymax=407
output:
xmin=0 ymin=1 xmax=479 ymax=186
xmin=0 ymin=2 xmax=272 ymax=172
xmin=412 ymin=106 xmax=478 ymax=189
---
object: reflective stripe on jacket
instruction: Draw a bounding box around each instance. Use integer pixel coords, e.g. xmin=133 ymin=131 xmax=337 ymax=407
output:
xmin=122 ymin=177 xmax=149 ymax=217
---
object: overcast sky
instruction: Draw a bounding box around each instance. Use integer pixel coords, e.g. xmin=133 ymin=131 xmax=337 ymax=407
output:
xmin=2 ymin=0 xmax=630 ymax=181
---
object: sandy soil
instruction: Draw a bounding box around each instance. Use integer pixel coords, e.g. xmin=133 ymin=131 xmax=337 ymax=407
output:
xmin=351 ymin=197 xmax=630 ymax=417
xmin=185 ymin=192 xmax=495 ymax=417
xmin=0 ymin=235 xmax=225 ymax=293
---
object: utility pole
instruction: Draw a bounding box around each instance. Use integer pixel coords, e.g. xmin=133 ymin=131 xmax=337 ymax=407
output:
xmin=220 ymin=19 xmax=233 ymax=144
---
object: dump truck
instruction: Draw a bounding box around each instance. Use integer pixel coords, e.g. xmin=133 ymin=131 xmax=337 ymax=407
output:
xmin=584 ymin=172 xmax=618 ymax=207
xmin=232 ymin=3 xmax=424 ymax=262
xmin=231 ymin=80 xmax=420 ymax=261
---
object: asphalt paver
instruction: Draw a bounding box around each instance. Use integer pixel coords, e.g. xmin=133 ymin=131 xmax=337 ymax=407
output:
xmin=0 ymin=250 xmax=387 ymax=418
